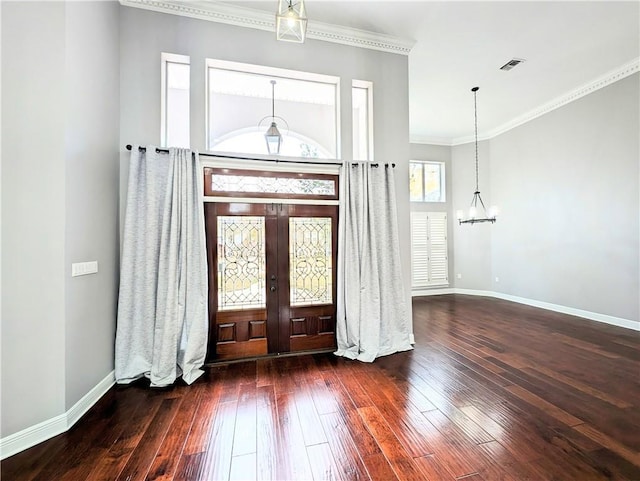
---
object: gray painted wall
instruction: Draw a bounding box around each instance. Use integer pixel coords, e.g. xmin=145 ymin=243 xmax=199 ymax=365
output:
xmin=2 ymin=2 xmax=67 ymax=438
xmin=118 ymin=6 xmax=413 ymax=331
xmin=1 ymin=1 xmax=411 ymax=441
xmin=452 ymin=140 xmax=494 ymax=290
xmin=64 ymin=1 xmax=120 ymax=410
xmin=1 ymin=1 xmax=120 ymax=438
xmin=448 ymin=74 xmax=639 ymax=323
xmin=409 ymin=143 xmax=455 ymax=289
xmin=4 ymin=0 xmax=634 ymax=449
xmin=489 ymin=74 xmax=639 ymax=322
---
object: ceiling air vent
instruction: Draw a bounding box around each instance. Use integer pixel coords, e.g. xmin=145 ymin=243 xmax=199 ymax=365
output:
xmin=500 ymin=58 xmax=526 ymax=71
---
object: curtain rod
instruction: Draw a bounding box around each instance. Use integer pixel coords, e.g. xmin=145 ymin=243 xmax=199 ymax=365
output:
xmin=125 ymin=145 xmax=394 ymax=168
xmin=125 ymin=145 xmax=345 ymax=166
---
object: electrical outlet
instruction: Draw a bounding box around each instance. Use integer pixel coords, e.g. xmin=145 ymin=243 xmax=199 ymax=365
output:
xmin=456 ymin=273 xmax=462 ymax=279
xmin=495 ymin=277 xmax=500 ymax=283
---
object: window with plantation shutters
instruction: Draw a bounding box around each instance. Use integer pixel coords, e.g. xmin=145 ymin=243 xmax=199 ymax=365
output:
xmin=410 ymin=212 xmax=448 ymax=288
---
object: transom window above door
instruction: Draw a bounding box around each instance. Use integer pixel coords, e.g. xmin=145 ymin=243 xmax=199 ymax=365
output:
xmin=203 ymin=167 xmax=339 ymax=201
xmin=207 ymin=59 xmax=339 ymax=159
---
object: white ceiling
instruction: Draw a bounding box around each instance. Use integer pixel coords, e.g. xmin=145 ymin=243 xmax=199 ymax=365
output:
xmin=137 ymin=0 xmax=640 ymax=144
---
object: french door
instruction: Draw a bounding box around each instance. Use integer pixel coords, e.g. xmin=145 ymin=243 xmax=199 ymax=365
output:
xmin=204 ymin=202 xmax=338 ymax=361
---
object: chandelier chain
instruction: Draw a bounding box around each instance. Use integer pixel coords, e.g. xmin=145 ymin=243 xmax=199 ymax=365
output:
xmin=474 ymin=88 xmax=479 ymax=192
xmin=457 ymin=86 xmax=497 ymax=225
xmin=271 ymin=80 xmax=276 ymax=118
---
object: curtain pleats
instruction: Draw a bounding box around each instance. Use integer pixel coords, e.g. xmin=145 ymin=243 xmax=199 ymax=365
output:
xmin=335 ymin=162 xmax=412 ymax=362
xmin=115 ymin=145 xmax=208 ymax=387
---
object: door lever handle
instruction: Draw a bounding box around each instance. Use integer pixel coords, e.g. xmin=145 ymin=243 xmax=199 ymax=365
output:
xmin=270 ymin=285 xmax=277 ymax=292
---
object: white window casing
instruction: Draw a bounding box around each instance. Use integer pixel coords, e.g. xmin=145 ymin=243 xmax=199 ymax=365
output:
xmin=352 ymin=79 xmax=373 ymax=161
xmin=410 ymin=160 xmax=446 ymax=203
xmin=206 ymin=58 xmax=340 ymax=158
xmin=161 ymin=52 xmax=190 ymax=148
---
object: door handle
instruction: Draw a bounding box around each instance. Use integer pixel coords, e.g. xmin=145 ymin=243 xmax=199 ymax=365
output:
xmin=270 ymin=285 xmax=277 ymax=292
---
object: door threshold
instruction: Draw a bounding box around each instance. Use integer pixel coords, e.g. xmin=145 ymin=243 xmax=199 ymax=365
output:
xmin=204 ymin=347 xmax=336 ymax=366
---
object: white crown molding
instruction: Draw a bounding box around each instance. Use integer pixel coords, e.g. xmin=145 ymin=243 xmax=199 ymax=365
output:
xmin=411 ymin=57 xmax=640 ymax=147
xmin=0 ymin=371 xmax=115 ymax=460
xmin=409 ymin=136 xmax=454 ymax=147
xmin=119 ymin=0 xmax=415 ymax=55
xmin=308 ymin=20 xmax=414 ymax=55
xmin=411 ymin=132 xmax=492 ymax=147
xmin=450 ymin=132 xmax=493 ymax=147
xmin=443 ymin=57 xmax=640 ymax=146
xmin=483 ymin=57 xmax=640 ymax=142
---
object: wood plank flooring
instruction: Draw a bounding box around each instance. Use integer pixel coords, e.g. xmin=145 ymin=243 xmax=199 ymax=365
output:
xmin=2 ymin=294 xmax=639 ymax=480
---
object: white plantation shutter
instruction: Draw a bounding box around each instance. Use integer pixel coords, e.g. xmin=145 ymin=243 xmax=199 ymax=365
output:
xmin=410 ymin=212 xmax=448 ymax=288
xmin=427 ymin=213 xmax=448 ymax=284
xmin=410 ymin=212 xmax=430 ymax=287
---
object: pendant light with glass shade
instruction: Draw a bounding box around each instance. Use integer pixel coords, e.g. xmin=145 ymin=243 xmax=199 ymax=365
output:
xmin=457 ymin=87 xmax=499 ymax=225
xmin=276 ymin=0 xmax=308 ymax=43
xmin=259 ymin=80 xmax=289 ymax=155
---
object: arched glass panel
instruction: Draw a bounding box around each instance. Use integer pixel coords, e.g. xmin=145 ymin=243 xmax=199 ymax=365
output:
xmin=207 ymin=60 xmax=339 ymax=159
xmin=211 ymin=127 xmax=333 ymax=159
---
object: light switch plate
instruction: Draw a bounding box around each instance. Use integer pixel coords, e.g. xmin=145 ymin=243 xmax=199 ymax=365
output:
xmin=72 ymin=261 xmax=98 ymax=277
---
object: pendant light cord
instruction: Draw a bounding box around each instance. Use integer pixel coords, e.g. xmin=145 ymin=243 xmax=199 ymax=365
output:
xmin=271 ymin=80 xmax=276 ymax=119
xmin=459 ymin=86 xmax=497 ymax=224
xmin=473 ymin=87 xmax=479 ymax=192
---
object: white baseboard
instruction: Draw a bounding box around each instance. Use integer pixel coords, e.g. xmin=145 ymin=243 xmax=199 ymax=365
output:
xmin=451 ymin=288 xmax=495 ymax=298
xmin=412 ymin=287 xmax=455 ymax=296
xmin=0 ymin=370 xmax=115 ymax=460
xmin=65 ymin=370 xmax=116 ymax=429
xmin=0 ymin=413 xmax=68 ymax=461
xmin=413 ymin=288 xmax=639 ymax=332
xmin=491 ymin=292 xmax=640 ymax=332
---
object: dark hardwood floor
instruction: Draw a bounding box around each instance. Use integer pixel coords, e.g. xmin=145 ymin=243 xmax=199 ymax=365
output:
xmin=3 ymin=294 xmax=640 ymax=480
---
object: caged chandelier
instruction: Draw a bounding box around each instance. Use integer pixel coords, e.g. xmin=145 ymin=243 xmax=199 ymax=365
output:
xmin=457 ymin=87 xmax=499 ymax=225
xmin=276 ymin=0 xmax=308 ymax=43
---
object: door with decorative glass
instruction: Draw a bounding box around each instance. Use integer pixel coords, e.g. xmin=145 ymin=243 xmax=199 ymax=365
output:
xmin=204 ymin=199 xmax=337 ymax=361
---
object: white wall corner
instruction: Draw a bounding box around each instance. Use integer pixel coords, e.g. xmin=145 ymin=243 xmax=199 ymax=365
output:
xmin=0 ymin=371 xmax=115 ymax=460
xmin=66 ymin=370 xmax=116 ymax=429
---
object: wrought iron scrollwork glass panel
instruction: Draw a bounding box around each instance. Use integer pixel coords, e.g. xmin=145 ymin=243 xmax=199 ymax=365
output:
xmin=289 ymin=217 xmax=332 ymax=306
xmin=210 ymin=174 xmax=336 ymax=197
xmin=217 ymin=216 xmax=266 ymax=310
